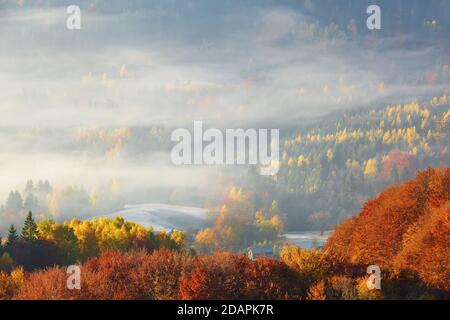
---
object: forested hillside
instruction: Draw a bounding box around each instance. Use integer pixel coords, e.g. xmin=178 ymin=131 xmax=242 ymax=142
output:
xmin=252 ymin=95 xmax=449 ymax=230
xmin=326 ymin=167 xmax=449 ymax=291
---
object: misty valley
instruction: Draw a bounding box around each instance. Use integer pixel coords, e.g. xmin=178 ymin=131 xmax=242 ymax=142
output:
xmin=0 ymin=0 xmax=448 ymax=303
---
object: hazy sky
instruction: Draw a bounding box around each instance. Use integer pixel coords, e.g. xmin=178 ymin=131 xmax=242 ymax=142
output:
xmin=0 ymin=0 xmax=449 ymax=200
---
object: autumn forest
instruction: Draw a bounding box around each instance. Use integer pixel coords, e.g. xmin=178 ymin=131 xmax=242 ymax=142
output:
xmin=1 ymin=0 xmax=449 ymax=303
xmin=0 ymin=164 xmax=448 ymax=299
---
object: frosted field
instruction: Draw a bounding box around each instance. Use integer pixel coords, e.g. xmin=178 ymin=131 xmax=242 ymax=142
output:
xmin=97 ymin=203 xmax=208 ymax=231
xmin=281 ymin=231 xmax=332 ymax=249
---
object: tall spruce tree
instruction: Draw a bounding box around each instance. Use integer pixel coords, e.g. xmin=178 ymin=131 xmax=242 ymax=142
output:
xmin=7 ymin=224 xmax=18 ymax=245
xmin=21 ymin=211 xmax=39 ymax=242
xmin=391 ymin=164 xmax=400 ymax=183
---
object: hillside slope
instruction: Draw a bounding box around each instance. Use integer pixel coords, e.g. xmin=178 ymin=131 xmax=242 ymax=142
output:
xmin=326 ymin=167 xmax=449 ymax=290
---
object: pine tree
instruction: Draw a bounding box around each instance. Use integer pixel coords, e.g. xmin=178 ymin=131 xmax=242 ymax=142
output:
xmin=5 ymin=190 xmax=23 ymax=212
xmin=21 ymin=211 xmax=39 ymax=242
xmin=391 ymin=163 xmax=400 ymax=183
xmin=7 ymin=224 xmax=18 ymax=245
